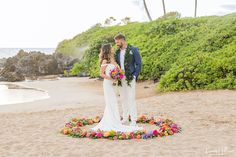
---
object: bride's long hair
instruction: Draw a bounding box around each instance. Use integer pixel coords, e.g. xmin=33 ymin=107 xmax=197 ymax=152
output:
xmin=99 ymin=44 xmax=113 ymax=65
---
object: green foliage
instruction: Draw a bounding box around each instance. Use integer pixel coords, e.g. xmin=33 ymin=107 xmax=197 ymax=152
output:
xmin=158 ymin=43 xmax=236 ymax=91
xmin=69 ymin=63 xmax=85 ymax=76
xmin=56 ymin=13 xmax=236 ymax=92
xmin=158 ymin=11 xmax=181 ymax=20
xmin=64 ymin=70 xmax=69 ymax=77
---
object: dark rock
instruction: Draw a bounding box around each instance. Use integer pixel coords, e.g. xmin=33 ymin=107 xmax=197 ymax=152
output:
xmin=0 ymin=58 xmax=6 ymax=69
xmin=0 ymin=50 xmax=79 ymax=82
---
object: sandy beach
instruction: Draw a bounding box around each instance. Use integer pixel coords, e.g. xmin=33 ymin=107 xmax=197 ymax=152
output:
xmin=0 ymin=77 xmax=235 ymax=157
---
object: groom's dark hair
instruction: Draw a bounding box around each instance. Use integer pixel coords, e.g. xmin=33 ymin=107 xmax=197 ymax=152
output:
xmin=114 ymin=33 xmax=126 ymax=41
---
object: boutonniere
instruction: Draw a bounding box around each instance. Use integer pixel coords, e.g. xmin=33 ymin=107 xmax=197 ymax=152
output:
xmin=129 ymin=50 xmax=133 ymax=55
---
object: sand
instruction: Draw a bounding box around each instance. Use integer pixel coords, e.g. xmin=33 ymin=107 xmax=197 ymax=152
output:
xmin=0 ymin=77 xmax=235 ymax=157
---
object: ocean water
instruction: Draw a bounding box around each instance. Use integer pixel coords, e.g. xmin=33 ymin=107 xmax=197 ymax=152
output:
xmin=0 ymin=48 xmax=55 ymax=59
xmin=0 ymin=84 xmax=50 ymax=105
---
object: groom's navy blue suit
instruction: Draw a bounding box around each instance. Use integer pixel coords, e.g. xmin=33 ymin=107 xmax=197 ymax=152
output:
xmin=115 ymin=45 xmax=142 ymax=81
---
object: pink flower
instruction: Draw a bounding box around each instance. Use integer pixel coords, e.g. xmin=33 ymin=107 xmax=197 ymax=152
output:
xmin=72 ymin=128 xmax=79 ymax=133
xmin=153 ymin=130 xmax=159 ymax=136
xmin=129 ymin=132 xmax=135 ymax=139
xmin=119 ymin=75 xmax=124 ymax=79
xmin=96 ymin=132 xmax=103 ymax=138
xmin=77 ymin=122 xmax=83 ymax=127
xmin=160 ymin=127 xmax=165 ymax=132
xmin=171 ymin=128 xmax=178 ymax=133
xmin=91 ymin=132 xmax=97 ymax=137
xmin=86 ymin=133 xmax=91 ymax=138
xmin=171 ymin=123 xmax=177 ymax=128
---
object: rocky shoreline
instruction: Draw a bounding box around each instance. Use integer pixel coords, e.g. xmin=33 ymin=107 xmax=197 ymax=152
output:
xmin=0 ymin=49 xmax=80 ymax=82
xmin=0 ymin=58 xmax=6 ymax=70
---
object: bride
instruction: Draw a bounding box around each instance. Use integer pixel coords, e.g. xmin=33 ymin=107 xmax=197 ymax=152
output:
xmin=91 ymin=44 xmax=143 ymax=132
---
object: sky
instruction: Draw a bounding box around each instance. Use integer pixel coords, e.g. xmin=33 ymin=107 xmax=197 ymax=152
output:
xmin=0 ymin=0 xmax=235 ymax=48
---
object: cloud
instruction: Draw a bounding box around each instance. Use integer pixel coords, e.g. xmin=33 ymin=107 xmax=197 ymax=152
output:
xmin=220 ymin=4 xmax=236 ymax=11
xmin=131 ymin=0 xmax=140 ymax=6
xmin=214 ymin=11 xmax=228 ymax=16
xmin=131 ymin=0 xmax=144 ymax=10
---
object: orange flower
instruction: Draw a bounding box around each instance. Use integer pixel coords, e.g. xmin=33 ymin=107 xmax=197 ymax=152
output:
xmin=81 ymin=129 xmax=87 ymax=136
xmin=136 ymin=134 xmax=141 ymax=139
xmin=103 ymin=132 xmax=110 ymax=137
xmin=62 ymin=128 xmax=69 ymax=135
xmin=88 ymin=119 xmax=94 ymax=125
xmin=149 ymin=120 xmax=155 ymax=125
xmin=71 ymin=118 xmax=78 ymax=122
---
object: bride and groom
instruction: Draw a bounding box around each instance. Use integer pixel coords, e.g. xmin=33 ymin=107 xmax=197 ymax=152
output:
xmin=91 ymin=33 xmax=143 ymax=132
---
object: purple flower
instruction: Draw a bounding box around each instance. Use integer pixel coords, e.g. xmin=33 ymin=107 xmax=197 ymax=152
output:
xmin=142 ymin=134 xmax=148 ymax=139
xmin=147 ymin=131 xmax=153 ymax=137
xmin=65 ymin=122 xmax=72 ymax=128
xmin=156 ymin=120 xmax=164 ymax=126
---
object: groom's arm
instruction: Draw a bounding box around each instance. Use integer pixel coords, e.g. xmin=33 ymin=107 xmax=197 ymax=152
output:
xmin=132 ymin=47 xmax=142 ymax=79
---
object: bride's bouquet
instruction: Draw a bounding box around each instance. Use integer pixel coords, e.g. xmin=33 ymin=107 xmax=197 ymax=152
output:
xmin=109 ymin=67 xmax=124 ymax=86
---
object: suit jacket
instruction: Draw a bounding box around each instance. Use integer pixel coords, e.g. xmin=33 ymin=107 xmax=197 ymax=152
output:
xmin=115 ymin=45 xmax=142 ymax=81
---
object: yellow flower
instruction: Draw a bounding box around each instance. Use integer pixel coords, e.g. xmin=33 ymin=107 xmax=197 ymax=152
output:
xmin=109 ymin=130 xmax=116 ymax=136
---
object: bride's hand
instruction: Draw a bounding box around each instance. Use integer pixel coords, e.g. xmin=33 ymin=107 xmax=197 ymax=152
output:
xmin=111 ymin=78 xmax=117 ymax=82
xmin=115 ymin=64 xmax=120 ymax=68
xmin=112 ymin=79 xmax=118 ymax=86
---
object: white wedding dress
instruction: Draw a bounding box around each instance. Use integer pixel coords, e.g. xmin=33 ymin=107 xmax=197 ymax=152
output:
xmin=91 ymin=63 xmax=143 ymax=132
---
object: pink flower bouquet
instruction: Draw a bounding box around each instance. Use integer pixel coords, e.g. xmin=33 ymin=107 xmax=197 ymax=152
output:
xmin=109 ymin=67 xmax=124 ymax=86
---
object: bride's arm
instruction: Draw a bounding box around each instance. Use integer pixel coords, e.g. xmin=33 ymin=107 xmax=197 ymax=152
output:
xmin=100 ymin=60 xmax=113 ymax=81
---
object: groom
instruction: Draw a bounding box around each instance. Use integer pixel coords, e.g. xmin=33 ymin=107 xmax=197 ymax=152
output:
xmin=114 ymin=33 xmax=142 ymax=126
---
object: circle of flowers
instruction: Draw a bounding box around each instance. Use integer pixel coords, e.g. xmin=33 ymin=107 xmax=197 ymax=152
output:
xmin=60 ymin=115 xmax=182 ymax=140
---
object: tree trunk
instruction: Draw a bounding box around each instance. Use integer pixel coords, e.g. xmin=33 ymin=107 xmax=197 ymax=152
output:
xmin=143 ymin=0 xmax=152 ymax=21
xmin=162 ymin=0 xmax=166 ymax=15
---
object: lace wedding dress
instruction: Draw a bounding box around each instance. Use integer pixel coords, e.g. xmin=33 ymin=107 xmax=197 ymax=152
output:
xmin=91 ymin=63 xmax=143 ymax=132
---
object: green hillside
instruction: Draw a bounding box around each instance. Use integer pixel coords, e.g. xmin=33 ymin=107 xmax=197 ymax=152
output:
xmin=56 ymin=13 xmax=236 ymax=92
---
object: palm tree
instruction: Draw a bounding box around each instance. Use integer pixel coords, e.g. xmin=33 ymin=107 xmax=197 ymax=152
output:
xmin=194 ymin=0 xmax=197 ymax=17
xmin=143 ymin=0 xmax=152 ymax=21
xmin=121 ymin=17 xmax=131 ymax=25
xmin=104 ymin=17 xmax=116 ymax=26
xmin=162 ymin=0 xmax=166 ymax=15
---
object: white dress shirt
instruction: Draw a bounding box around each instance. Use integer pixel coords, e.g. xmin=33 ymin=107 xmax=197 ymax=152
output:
xmin=120 ymin=48 xmax=126 ymax=72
